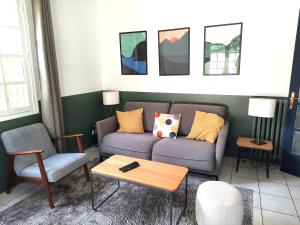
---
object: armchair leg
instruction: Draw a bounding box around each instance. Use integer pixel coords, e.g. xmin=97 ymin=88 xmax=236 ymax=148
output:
xmin=6 ymin=155 xmax=15 ymax=194
xmin=83 ymin=164 xmax=90 ymax=182
xmin=41 ymin=179 xmax=54 ymax=208
xmin=35 ymin=152 xmax=54 ymax=208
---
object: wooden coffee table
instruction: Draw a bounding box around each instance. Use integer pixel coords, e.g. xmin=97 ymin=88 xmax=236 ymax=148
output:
xmin=91 ymin=155 xmax=188 ymax=225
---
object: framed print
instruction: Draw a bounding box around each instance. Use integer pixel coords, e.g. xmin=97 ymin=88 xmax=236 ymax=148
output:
xmin=119 ymin=31 xmax=147 ymax=75
xmin=204 ymin=22 xmax=243 ymax=75
xmin=158 ymin=27 xmax=190 ymax=75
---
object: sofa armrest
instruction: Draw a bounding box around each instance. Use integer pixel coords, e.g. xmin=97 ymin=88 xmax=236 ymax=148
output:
xmin=96 ymin=116 xmax=118 ymax=147
xmin=215 ymin=120 xmax=230 ymax=172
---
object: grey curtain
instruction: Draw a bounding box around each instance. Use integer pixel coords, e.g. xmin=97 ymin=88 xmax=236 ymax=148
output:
xmin=32 ymin=0 xmax=65 ymax=152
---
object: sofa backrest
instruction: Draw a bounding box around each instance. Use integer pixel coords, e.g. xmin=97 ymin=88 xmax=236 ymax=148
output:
xmin=124 ymin=101 xmax=171 ymax=132
xmin=169 ymin=103 xmax=228 ymax=136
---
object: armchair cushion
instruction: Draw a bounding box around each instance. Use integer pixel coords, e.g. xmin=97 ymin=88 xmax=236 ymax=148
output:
xmin=1 ymin=123 xmax=57 ymax=176
xmin=152 ymin=136 xmax=215 ymax=172
xmin=20 ymin=153 xmax=88 ymax=182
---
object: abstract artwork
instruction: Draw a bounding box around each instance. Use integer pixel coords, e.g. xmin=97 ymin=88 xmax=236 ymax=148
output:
xmin=119 ymin=31 xmax=147 ymax=75
xmin=158 ymin=28 xmax=190 ymax=75
xmin=204 ymin=23 xmax=243 ymax=75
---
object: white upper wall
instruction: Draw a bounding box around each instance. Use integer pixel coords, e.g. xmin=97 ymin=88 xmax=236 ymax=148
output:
xmin=98 ymin=0 xmax=300 ymax=97
xmin=50 ymin=0 xmax=300 ymax=97
xmin=50 ymin=0 xmax=102 ymax=97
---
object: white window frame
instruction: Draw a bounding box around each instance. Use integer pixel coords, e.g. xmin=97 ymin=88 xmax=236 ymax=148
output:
xmin=0 ymin=0 xmax=39 ymax=122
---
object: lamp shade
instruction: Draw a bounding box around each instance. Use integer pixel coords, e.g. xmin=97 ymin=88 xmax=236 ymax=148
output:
xmin=248 ymin=98 xmax=276 ymax=118
xmin=102 ymin=91 xmax=120 ymax=105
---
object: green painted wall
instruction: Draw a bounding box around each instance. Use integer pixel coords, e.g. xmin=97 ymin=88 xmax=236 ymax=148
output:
xmin=119 ymin=91 xmax=286 ymax=157
xmin=62 ymin=91 xmax=105 ymax=150
xmin=0 ymin=113 xmax=42 ymax=193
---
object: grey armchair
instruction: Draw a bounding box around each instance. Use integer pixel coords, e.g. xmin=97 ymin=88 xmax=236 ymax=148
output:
xmin=1 ymin=123 xmax=90 ymax=208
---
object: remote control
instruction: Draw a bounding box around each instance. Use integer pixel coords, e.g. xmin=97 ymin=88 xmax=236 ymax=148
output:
xmin=119 ymin=161 xmax=140 ymax=172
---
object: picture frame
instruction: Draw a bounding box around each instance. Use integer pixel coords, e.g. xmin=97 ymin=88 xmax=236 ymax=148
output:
xmin=158 ymin=27 xmax=190 ymax=76
xmin=119 ymin=31 xmax=148 ymax=75
xmin=203 ymin=22 xmax=243 ymax=76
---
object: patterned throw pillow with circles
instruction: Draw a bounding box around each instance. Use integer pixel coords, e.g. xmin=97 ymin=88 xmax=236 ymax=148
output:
xmin=153 ymin=113 xmax=181 ymax=139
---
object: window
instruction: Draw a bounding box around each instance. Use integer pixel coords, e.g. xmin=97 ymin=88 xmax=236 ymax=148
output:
xmin=0 ymin=0 xmax=39 ymax=122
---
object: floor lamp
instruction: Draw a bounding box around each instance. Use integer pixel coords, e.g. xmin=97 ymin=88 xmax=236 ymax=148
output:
xmin=248 ymin=98 xmax=276 ymax=145
xmin=103 ymin=91 xmax=120 ymax=116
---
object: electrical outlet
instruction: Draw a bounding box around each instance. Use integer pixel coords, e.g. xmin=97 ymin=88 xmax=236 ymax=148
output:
xmin=91 ymin=129 xmax=97 ymax=136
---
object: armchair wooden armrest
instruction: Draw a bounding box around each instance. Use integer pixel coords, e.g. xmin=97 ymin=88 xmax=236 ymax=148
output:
xmin=7 ymin=149 xmax=44 ymax=156
xmin=54 ymin=134 xmax=84 ymax=153
xmin=54 ymin=134 xmax=83 ymax=139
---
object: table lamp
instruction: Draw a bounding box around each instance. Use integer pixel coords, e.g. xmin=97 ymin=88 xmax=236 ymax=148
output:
xmin=102 ymin=90 xmax=120 ymax=116
xmin=248 ymin=98 xmax=276 ymax=145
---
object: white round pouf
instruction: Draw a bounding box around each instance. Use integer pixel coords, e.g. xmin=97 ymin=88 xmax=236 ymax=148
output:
xmin=195 ymin=181 xmax=243 ymax=225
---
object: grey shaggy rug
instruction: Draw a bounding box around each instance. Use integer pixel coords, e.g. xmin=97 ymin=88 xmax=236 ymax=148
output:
xmin=0 ymin=169 xmax=253 ymax=225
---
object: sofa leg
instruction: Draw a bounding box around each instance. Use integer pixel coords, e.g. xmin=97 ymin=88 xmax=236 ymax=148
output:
xmin=215 ymin=176 xmax=219 ymax=181
xmin=83 ymin=164 xmax=90 ymax=182
xmin=100 ymin=155 xmax=107 ymax=162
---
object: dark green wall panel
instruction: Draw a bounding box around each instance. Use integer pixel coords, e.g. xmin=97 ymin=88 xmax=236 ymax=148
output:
xmin=0 ymin=114 xmax=42 ymax=193
xmin=62 ymin=91 xmax=104 ymax=150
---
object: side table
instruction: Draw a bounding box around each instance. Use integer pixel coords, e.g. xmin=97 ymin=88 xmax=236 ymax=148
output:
xmin=236 ymin=137 xmax=273 ymax=178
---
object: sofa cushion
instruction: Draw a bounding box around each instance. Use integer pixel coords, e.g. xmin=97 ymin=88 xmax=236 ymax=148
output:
xmin=124 ymin=102 xmax=170 ymax=132
xmin=101 ymin=132 xmax=161 ymax=159
xmin=187 ymin=111 xmax=225 ymax=143
xmin=152 ymin=136 xmax=215 ymax=172
xmin=20 ymin=153 xmax=88 ymax=182
xmin=153 ymin=113 xmax=181 ymax=139
xmin=169 ymin=104 xmax=227 ymax=136
xmin=116 ymin=108 xmax=144 ymax=133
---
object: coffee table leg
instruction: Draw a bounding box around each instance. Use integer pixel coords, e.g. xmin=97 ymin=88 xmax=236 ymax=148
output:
xmin=170 ymin=192 xmax=174 ymax=225
xmin=236 ymin=148 xmax=241 ymax=173
xmin=185 ymin=175 xmax=188 ymax=207
xmin=91 ymin=174 xmax=120 ymax=211
xmin=169 ymin=175 xmax=188 ymax=225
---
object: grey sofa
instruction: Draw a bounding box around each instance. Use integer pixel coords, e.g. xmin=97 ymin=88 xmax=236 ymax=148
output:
xmin=96 ymin=101 xmax=229 ymax=179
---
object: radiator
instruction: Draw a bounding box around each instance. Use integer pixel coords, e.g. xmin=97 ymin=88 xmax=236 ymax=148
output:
xmin=251 ymin=99 xmax=288 ymax=162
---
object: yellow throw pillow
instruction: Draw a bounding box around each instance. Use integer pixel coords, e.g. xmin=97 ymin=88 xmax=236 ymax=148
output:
xmin=116 ymin=108 xmax=144 ymax=134
xmin=186 ymin=111 xmax=224 ymax=144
